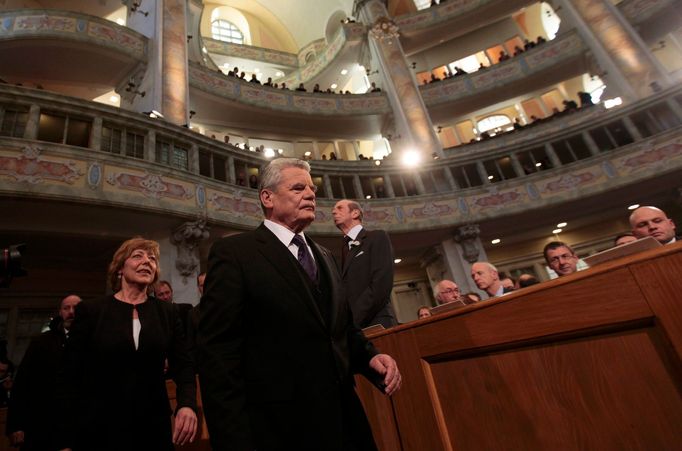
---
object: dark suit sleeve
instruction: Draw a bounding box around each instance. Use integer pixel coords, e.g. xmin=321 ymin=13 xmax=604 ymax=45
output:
xmin=196 ymin=238 xmax=253 ymax=451
xmin=353 ymin=230 xmax=394 ymax=327
xmin=5 ymin=337 xmax=41 ymax=435
xmin=168 ymin=304 xmax=197 ymax=413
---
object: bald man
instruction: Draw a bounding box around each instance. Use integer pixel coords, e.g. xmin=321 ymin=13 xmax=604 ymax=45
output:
xmin=629 ymin=206 xmax=677 ymax=244
xmin=433 ymin=280 xmax=461 ymax=305
xmin=7 ymin=294 xmax=81 ymax=449
xmin=471 ymin=262 xmax=504 ymax=298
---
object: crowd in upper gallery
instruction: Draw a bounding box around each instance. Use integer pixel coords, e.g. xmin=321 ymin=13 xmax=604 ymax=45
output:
xmin=419 ymin=206 xmax=679 ymax=320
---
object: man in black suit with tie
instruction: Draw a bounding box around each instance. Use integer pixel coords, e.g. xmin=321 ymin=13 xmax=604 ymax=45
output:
xmin=332 ymin=199 xmax=397 ymax=329
xmin=197 ymin=158 xmax=401 ymax=451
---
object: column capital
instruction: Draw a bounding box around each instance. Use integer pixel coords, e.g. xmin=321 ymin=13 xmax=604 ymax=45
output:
xmin=453 ymin=224 xmax=481 ymax=263
xmin=369 ymin=17 xmax=400 ymax=43
xmin=170 ymin=219 xmax=210 ymax=282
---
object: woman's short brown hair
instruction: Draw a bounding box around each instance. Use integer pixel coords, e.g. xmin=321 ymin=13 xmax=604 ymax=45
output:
xmin=107 ymin=237 xmax=161 ymax=291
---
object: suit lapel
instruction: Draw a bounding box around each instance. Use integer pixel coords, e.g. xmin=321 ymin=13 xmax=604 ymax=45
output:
xmin=254 ymin=224 xmax=327 ymax=331
xmin=342 ymin=228 xmax=367 ymax=276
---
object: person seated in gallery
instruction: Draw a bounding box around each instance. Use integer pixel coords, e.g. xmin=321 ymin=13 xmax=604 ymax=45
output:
xmin=249 ymin=74 xmax=261 ymax=84
xmin=515 ymin=274 xmax=540 ymax=288
xmin=513 ymin=117 xmax=524 ymax=131
xmin=536 ymin=36 xmax=547 ymax=44
xmin=498 ymin=51 xmax=510 ymax=62
xmin=478 ymin=62 xmax=488 ymax=70
xmin=296 ymin=83 xmax=307 ymax=92
xmin=249 ymin=174 xmax=259 ymax=189
xmin=417 ymin=306 xmax=432 ymax=319
xmin=629 ymin=206 xmax=679 ymax=244
xmin=229 ymin=66 xmax=239 ymax=77
xmin=500 ymin=275 xmax=515 ymax=291
xmin=513 ymin=45 xmax=524 ymax=56
xmin=563 ymin=99 xmax=578 ymax=112
xmin=429 ymin=73 xmax=441 ymax=83
xmin=471 ymin=262 xmax=505 ymax=298
xmin=370 ymin=82 xmax=382 ymax=92
xmin=614 ymin=232 xmax=638 ymax=246
xmin=313 ymin=83 xmax=322 ymax=93
xmin=523 ymin=39 xmax=535 ymax=50
xmin=577 ymin=91 xmax=593 ymax=107
xmin=433 ymin=280 xmax=461 ymax=305
xmin=453 ymin=66 xmax=467 ymax=76
xmin=263 ymin=77 xmax=273 ymax=87
xmin=280 ymin=82 xmax=288 ymax=90
xmin=544 ymin=241 xmax=579 ymax=277
xmin=329 ymin=151 xmax=338 ymax=160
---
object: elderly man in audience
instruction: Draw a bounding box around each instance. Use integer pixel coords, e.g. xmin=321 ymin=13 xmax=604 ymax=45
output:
xmin=629 ymin=206 xmax=678 ymax=244
xmin=433 ymin=280 xmax=461 ymax=305
xmin=544 ymin=241 xmax=579 ymax=277
xmin=471 ymin=262 xmax=504 ymax=298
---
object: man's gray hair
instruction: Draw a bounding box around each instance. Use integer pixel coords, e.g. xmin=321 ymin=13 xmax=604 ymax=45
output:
xmin=477 ymin=262 xmax=498 ymax=273
xmin=259 ymin=158 xmax=310 ymax=192
xmin=345 ymin=200 xmax=364 ymax=221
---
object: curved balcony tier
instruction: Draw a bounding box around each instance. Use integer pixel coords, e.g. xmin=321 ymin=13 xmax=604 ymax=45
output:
xmin=395 ymin=0 xmax=534 ymax=55
xmin=420 ymin=30 xmax=589 ymax=123
xmin=0 ymin=9 xmax=148 ymax=99
xmin=188 ymin=63 xmax=390 ymax=139
xmin=2 ymin=84 xmax=680 ymax=242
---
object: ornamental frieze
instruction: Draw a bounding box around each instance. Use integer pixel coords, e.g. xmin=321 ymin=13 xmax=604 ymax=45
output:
xmin=0 ymin=145 xmax=82 ymax=184
xmin=106 ymin=171 xmax=193 ymax=200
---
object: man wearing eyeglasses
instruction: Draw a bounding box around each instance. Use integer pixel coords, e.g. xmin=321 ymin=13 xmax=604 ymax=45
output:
xmin=434 ymin=280 xmax=462 ymax=305
xmin=543 ymin=241 xmax=579 ymax=277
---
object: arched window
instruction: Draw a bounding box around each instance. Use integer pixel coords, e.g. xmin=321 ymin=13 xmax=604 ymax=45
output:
xmin=211 ymin=19 xmax=244 ymax=44
xmin=477 ymin=115 xmax=512 ymax=134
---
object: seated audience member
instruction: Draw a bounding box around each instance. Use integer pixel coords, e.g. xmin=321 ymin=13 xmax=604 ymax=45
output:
xmin=249 ymin=74 xmax=261 ymax=84
xmin=313 ymin=83 xmax=321 ymax=93
xmin=329 ymin=151 xmax=338 ymax=160
xmin=280 ymin=82 xmax=288 ymax=90
xmin=614 ymin=232 xmax=638 ymax=246
xmin=462 ymin=292 xmax=481 ymax=304
xmin=498 ymin=51 xmax=510 ymax=62
xmin=471 ymin=262 xmax=504 ymax=298
xmin=370 ymin=82 xmax=381 ymax=92
xmin=454 ymin=66 xmax=467 ymax=76
xmin=155 ymin=280 xmax=174 ymax=302
xmin=577 ymin=91 xmax=593 ymax=107
xmin=544 ymin=241 xmax=579 ymax=277
xmin=523 ymin=39 xmax=535 ymax=50
xmin=263 ymin=77 xmax=273 ymax=87
xmin=500 ymin=276 xmax=515 ymax=291
xmin=433 ymin=280 xmax=461 ymax=304
xmin=417 ymin=306 xmax=432 ymax=319
xmin=249 ymin=174 xmax=259 ymax=189
xmin=516 ymin=274 xmax=540 ymax=288
xmin=295 ymin=83 xmax=307 ymax=92
xmin=513 ymin=45 xmax=524 ymax=56
xmin=430 ymin=73 xmax=441 ymax=83
xmin=239 ymin=71 xmax=246 ymax=80
xmin=536 ymin=36 xmax=547 ymax=44
xmin=230 ymin=66 xmax=239 ymax=77
xmin=629 ymin=206 xmax=678 ymax=244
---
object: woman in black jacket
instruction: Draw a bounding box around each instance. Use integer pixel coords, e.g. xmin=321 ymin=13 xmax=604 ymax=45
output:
xmin=59 ymin=237 xmax=197 ymax=451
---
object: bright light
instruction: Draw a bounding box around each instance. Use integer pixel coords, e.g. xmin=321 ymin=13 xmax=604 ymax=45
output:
xmin=109 ymin=95 xmax=119 ymax=103
xmin=628 ymin=204 xmax=640 ymax=210
xmin=331 ymin=83 xmax=338 ymax=89
xmin=366 ymin=195 xmax=372 ymax=199
xmin=115 ymin=18 xmax=125 ymax=26
xmin=304 ymin=151 xmax=311 ymax=156
xmin=491 ymin=239 xmax=501 ymax=244
xmin=275 ymin=71 xmax=284 ymax=77
xmin=394 ymin=258 xmax=402 ymax=264
xmin=553 ymin=228 xmax=563 ymax=234
xmin=264 ymin=148 xmax=275 ymax=158
xmin=148 ymin=110 xmax=164 ymax=119
xmin=374 ymin=160 xmax=381 ymax=166
xmin=487 ymin=175 xmax=494 ymax=180
xmin=604 ymin=97 xmax=623 ymax=109
xmin=277 ymin=149 xmax=284 ymax=154
xmin=202 ymin=47 xmax=207 ymax=53
xmin=557 ymin=222 xmax=567 ymax=228
xmin=341 ymin=69 xmax=348 ymax=75
xmin=401 ymin=150 xmax=421 ymax=167
xmin=536 ymin=162 xmax=542 ymax=167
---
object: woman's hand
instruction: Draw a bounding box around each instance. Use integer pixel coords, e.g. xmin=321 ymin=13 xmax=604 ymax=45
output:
xmin=173 ymin=406 xmax=198 ymax=445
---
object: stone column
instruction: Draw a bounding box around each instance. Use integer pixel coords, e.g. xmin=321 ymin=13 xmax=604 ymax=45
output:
xmin=554 ymin=0 xmax=670 ymax=99
xmin=90 ymin=117 xmax=102 ymax=152
xmin=23 ymin=104 xmax=40 ymax=140
xmin=323 ymin=174 xmax=334 ymax=199
xmin=166 ymin=219 xmax=210 ymax=305
xmin=357 ymin=0 xmax=442 ymax=159
xmin=161 ymin=0 xmax=190 ymax=125
xmin=353 ymin=175 xmax=364 ymax=198
xmin=382 ymin=173 xmax=395 ymax=198
xmin=422 ymin=224 xmax=489 ymax=297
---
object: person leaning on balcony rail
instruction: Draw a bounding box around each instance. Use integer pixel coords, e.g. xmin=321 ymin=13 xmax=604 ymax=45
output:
xmin=544 ymin=241 xmax=580 ymax=277
xmin=56 ymin=237 xmax=197 ymax=451
xmin=629 ymin=206 xmax=679 ymax=245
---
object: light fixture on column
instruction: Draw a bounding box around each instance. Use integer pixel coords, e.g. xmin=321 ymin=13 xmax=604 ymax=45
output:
xmin=411 ymin=62 xmax=417 ymax=69
xmin=189 ymin=110 xmax=196 ymax=119
xmin=437 ymin=126 xmax=443 ymax=133
xmin=130 ymin=1 xmax=149 ymax=16
xmin=125 ymin=82 xmax=145 ymax=98
xmin=187 ymin=35 xmax=193 ymax=43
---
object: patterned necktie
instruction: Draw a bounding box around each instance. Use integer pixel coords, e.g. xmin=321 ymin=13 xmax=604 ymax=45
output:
xmin=291 ymin=235 xmax=317 ymax=281
xmin=341 ymin=235 xmax=351 ymax=267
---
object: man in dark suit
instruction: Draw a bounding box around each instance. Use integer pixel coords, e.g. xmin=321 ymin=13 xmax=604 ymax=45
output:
xmin=197 ymin=158 xmax=401 ymax=451
xmin=6 ymin=294 xmax=81 ymax=450
xmin=332 ymin=199 xmax=397 ymax=329
xmin=629 ymin=206 xmax=678 ymax=244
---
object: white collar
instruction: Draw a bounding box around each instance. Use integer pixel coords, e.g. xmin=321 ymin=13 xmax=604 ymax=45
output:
xmin=264 ymin=219 xmax=306 ymax=247
xmin=346 ymin=224 xmax=364 ymax=241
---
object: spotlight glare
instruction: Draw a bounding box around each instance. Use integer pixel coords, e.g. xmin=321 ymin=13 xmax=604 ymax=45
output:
xmin=374 ymin=160 xmax=381 ymax=166
xmin=557 ymin=222 xmax=567 ymax=228
xmin=491 ymin=238 xmax=501 ymax=244
xmin=401 ymin=150 xmax=421 ymax=167
xmin=366 ymin=195 xmax=372 ymax=199
xmin=628 ymin=204 xmax=640 ymax=210
xmin=264 ymin=148 xmax=275 ymax=158
xmin=341 ymin=69 xmax=348 ymax=75
xmin=331 ymin=83 xmax=338 ymax=89
xmin=487 ymin=175 xmax=494 ymax=180
xmin=535 ymin=162 xmax=542 ymax=167
xmin=304 ymin=151 xmax=311 ymax=156
xmin=394 ymin=258 xmax=402 ymax=264
xmin=553 ymin=228 xmax=562 ymax=234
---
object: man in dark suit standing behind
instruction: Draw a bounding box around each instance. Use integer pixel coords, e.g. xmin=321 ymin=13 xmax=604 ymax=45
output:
xmin=332 ymin=199 xmax=397 ymax=329
xmin=197 ymin=158 xmax=401 ymax=451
